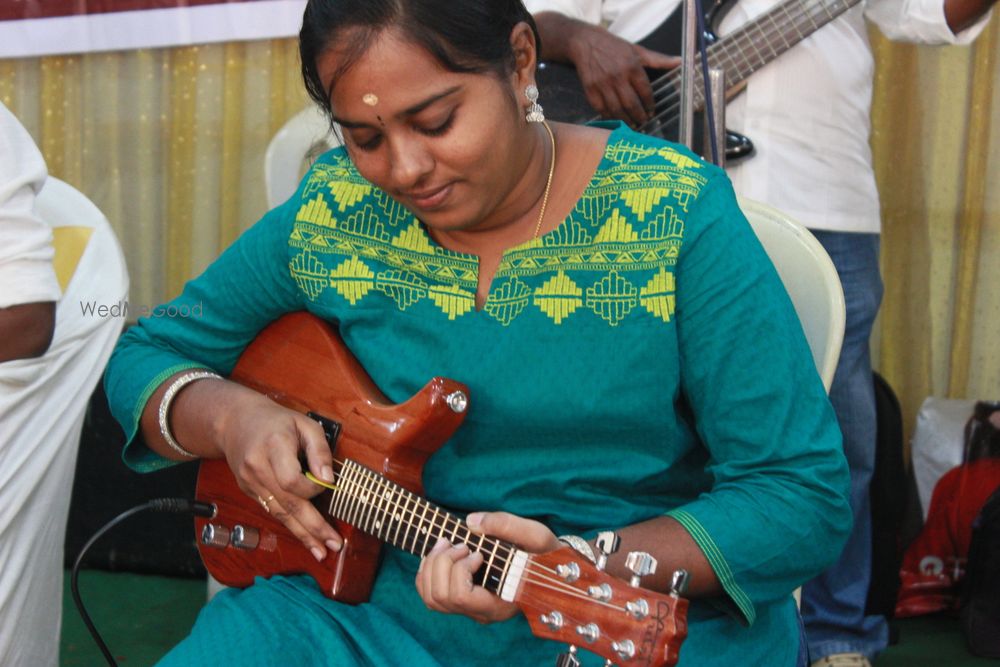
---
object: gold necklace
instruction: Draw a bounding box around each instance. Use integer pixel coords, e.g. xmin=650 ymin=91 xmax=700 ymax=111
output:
xmin=532 ymin=120 xmax=556 ymax=239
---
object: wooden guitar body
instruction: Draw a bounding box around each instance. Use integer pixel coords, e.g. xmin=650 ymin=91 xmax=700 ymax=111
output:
xmin=195 ymin=312 xmax=469 ymax=603
xmin=193 ymin=312 xmax=688 ymax=665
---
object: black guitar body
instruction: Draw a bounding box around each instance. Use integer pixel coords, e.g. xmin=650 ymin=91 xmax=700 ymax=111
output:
xmin=536 ymin=0 xmax=755 ymax=162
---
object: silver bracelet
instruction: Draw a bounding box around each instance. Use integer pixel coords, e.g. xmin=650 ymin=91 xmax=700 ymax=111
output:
xmin=157 ymin=370 xmax=222 ymax=459
xmin=557 ymin=534 xmax=597 ymax=564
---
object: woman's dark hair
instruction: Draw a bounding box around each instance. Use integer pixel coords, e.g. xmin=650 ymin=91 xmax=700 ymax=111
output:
xmin=300 ymin=0 xmax=540 ymax=115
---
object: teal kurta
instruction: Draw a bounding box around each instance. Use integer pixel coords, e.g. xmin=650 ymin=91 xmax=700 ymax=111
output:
xmin=105 ymin=122 xmax=850 ymax=666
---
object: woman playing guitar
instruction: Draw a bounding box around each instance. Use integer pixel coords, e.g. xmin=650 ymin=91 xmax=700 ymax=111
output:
xmin=104 ymin=1 xmax=851 ymax=665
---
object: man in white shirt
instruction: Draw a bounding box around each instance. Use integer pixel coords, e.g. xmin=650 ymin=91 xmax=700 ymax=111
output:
xmin=0 ymin=102 xmax=127 ymax=667
xmin=522 ymin=1 xmax=994 ymax=665
xmin=0 ymin=103 xmax=59 ymax=360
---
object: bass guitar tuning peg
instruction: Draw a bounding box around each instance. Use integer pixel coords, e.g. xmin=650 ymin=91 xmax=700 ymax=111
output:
xmin=555 ymin=644 xmax=581 ymax=667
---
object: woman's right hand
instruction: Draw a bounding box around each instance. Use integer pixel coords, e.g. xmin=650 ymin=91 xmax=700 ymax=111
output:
xmin=213 ymin=385 xmax=344 ymax=561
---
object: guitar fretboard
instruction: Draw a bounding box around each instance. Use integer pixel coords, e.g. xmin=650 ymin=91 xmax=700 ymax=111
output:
xmin=647 ymin=0 xmax=862 ymax=126
xmin=327 ymin=459 xmax=514 ymax=595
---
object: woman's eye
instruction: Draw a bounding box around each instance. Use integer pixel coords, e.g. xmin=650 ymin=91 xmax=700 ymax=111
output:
xmin=354 ymin=134 xmax=382 ymax=152
xmin=420 ymin=115 xmax=454 ymax=137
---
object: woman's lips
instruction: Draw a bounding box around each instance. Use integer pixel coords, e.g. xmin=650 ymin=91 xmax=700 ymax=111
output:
xmin=405 ymin=183 xmax=452 ymax=210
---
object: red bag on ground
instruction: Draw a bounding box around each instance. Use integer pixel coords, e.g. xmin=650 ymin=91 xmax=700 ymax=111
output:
xmin=895 ymin=402 xmax=1000 ymax=618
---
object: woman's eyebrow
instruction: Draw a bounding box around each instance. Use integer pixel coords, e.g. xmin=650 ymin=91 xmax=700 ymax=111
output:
xmin=332 ymin=85 xmax=462 ymax=128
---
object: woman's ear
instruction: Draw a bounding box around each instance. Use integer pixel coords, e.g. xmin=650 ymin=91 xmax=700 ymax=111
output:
xmin=509 ymin=21 xmax=538 ymax=92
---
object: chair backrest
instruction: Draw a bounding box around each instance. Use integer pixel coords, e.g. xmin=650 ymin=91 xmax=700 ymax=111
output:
xmin=264 ymin=106 xmax=340 ymax=209
xmin=738 ymin=197 xmax=845 ymax=392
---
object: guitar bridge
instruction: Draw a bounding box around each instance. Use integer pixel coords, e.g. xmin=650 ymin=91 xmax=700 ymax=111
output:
xmin=308 ymin=411 xmax=342 ymax=450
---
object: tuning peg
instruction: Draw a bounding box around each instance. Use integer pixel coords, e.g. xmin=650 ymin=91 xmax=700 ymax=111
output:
xmin=555 ymin=645 xmax=581 ymax=667
xmin=670 ymin=569 xmax=690 ymax=597
xmin=624 ymin=551 xmax=658 ymax=587
xmin=594 ymin=531 xmax=620 ymax=571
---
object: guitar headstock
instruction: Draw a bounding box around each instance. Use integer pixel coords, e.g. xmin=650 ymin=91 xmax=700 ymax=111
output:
xmin=514 ymin=546 xmax=688 ymax=666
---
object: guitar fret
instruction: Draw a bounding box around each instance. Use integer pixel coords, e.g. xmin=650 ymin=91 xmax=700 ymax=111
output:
xmin=368 ymin=471 xmax=391 ymax=537
xmin=357 ymin=468 xmax=379 ymax=534
xmin=402 ymin=489 xmax=421 ymax=552
xmin=413 ymin=499 xmax=432 ymax=554
xmin=390 ymin=484 xmax=407 ymax=547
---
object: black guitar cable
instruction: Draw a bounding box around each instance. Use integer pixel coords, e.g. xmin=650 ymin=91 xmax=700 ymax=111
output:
xmin=71 ymin=498 xmax=216 ymax=667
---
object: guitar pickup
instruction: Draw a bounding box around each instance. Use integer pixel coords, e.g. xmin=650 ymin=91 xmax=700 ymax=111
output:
xmin=308 ymin=411 xmax=342 ymax=450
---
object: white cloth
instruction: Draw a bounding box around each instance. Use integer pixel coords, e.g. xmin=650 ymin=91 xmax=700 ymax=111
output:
xmin=0 ymin=103 xmax=60 ymax=307
xmin=0 ymin=108 xmax=128 ymax=666
xmin=524 ymin=0 xmax=990 ymax=232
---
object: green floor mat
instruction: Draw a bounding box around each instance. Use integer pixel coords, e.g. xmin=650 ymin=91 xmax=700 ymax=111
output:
xmin=62 ymin=570 xmax=205 ymax=666
xmin=63 ymin=570 xmax=995 ymax=666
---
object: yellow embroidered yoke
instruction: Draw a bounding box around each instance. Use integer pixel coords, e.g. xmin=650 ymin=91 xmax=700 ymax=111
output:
xmin=106 ymin=122 xmax=850 ymax=667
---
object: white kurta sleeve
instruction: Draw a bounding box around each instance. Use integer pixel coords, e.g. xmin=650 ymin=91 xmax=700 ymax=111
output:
xmin=0 ymin=103 xmax=60 ymax=309
xmin=865 ymin=0 xmax=993 ymax=44
xmin=522 ymin=0 xmax=605 ymax=24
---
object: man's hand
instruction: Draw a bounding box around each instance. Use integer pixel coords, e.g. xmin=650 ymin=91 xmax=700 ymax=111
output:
xmin=534 ymin=12 xmax=679 ymax=127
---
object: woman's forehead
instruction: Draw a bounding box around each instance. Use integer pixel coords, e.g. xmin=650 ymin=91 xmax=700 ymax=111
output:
xmin=323 ymin=29 xmax=470 ymax=116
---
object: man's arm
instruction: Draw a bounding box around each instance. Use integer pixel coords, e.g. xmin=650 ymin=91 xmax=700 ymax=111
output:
xmin=0 ymin=302 xmax=55 ymax=362
xmin=944 ymin=0 xmax=996 ymax=31
xmin=533 ymin=11 xmax=678 ymax=127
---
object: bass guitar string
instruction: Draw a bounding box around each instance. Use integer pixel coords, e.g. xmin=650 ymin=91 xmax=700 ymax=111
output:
xmin=635 ymin=0 xmax=853 ymax=136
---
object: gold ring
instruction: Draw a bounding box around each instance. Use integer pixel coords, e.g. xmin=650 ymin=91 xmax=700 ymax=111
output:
xmin=258 ymin=494 xmax=275 ymax=513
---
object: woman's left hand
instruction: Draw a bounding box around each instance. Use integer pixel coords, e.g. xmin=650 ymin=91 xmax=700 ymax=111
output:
xmin=415 ymin=511 xmax=561 ymax=624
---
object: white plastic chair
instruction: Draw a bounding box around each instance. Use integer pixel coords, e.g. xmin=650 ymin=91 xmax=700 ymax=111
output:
xmin=0 ymin=176 xmax=128 ymax=660
xmin=264 ymin=106 xmax=341 ymax=209
xmin=739 ymin=197 xmax=845 ymax=392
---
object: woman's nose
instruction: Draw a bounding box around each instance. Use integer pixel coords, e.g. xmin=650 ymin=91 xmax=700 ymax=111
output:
xmin=388 ymin=135 xmax=434 ymax=189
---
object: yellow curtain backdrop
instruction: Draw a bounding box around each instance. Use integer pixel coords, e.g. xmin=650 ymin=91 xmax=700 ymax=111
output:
xmin=0 ymin=38 xmax=309 ymax=310
xmin=870 ymin=17 xmax=1000 ymax=441
xmin=1 ymin=27 xmax=998 ymax=437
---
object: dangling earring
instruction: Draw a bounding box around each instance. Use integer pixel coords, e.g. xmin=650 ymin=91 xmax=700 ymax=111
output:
xmin=525 ymin=84 xmax=545 ymax=123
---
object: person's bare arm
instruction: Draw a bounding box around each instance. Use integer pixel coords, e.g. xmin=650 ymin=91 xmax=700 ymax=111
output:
xmin=533 ymin=11 xmax=678 ymax=127
xmin=0 ymin=301 xmax=55 ymax=362
xmin=944 ymin=0 xmax=996 ymax=32
xmin=138 ymin=372 xmax=343 ymax=560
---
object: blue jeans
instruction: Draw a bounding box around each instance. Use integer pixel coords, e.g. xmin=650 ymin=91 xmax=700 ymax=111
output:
xmin=801 ymin=231 xmax=888 ymax=661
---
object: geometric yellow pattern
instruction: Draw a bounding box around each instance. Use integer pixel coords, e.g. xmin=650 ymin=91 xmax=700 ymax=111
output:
xmin=330 ymin=255 xmax=374 ymax=305
xmin=586 ymin=269 xmax=638 ymax=327
xmin=287 ymin=133 xmax=708 ymax=327
xmin=640 ymin=267 xmax=676 ymax=323
xmin=533 ymin=271 xmax=583 ymax=325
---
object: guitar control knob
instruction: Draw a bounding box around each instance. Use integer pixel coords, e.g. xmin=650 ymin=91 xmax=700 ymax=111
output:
xmin=575 ymin=623 xmax=600 ymax=643
xmin=446 ymin=390 xmax=468 ymax=413
xmin=595 ymin=531 xmax=620 ymax=571
xmin=540 ymin=611 xmax=564 ymax=631
xmin=555 ymin=645 xmax=580 ymax=667
xmin=556 ymin=561 xmax=581 ymax=582
xmin=231 ymin=525 xmax=260 ymax=550
xmin=612 ymin=639 xmax=637 ymax=660
xmin=201 ymin=523 xmax=231 ymax=548
xmin=670 ymin=569 xmax=690 ymax=597
xmin=624 ymin=551 xmax=658 ymax=587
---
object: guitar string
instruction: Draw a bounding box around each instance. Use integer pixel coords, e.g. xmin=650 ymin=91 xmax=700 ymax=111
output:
xmin=633 ymin=0 xmax=853 ymax=135
xmin=328 ymin=463 xmax=630 ymax=608
xmin=641 ymin=0 xmax=848 ymax=130
xmin=302 ymin=460 xmax=645 ymax=611
xmin=642 ymin=0 xmax=839 ymax=123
